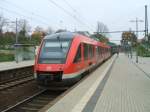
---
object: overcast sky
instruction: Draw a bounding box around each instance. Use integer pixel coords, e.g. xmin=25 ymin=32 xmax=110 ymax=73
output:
xmin=0 ymin=0 xmax=150 ymax=44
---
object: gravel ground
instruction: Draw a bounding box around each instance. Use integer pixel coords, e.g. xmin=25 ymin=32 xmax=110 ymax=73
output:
xmin=0 ymin=80 xmax=41 ymax=111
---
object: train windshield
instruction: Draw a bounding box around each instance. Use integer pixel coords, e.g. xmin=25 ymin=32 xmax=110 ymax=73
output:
xmin=39 ymin=40 xmax=71 ymax=64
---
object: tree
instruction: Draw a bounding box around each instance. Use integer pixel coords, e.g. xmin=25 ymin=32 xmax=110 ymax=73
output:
xmin=45 ymin=27 xmax=54 ymax=35
xmin=91 ymin=33 xmax=109 ymax=43
xmin=94 ymin=21 xmax=110 ymax=43
xmin=34 ymin=26 xmax=46 ymax=37
xmin=0 ymin=14 xmax=7 ymax=37
xmin=30 ymin=26 xmax=46 ymax=45
xmin=121 ymin=31 xmax=137 ymax=47
xmin=0 ymin=32 xmax=16 ymax=48
xmin=96 ymin=21 xmax=109 ymax=36
xmin=148 ymin=33 xmax=150 ymax=44
xmin=31 ymin=32 xmax=42 ymax=45
xmin=18 ymin=19 xmax=31 ymax=37
xmin=14 ymin=19 xmax=31 ymax=44
xmin=34 ymin=26 xmax=44 ymax=32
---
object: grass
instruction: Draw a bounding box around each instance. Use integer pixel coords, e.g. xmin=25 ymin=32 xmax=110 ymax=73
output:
xmin=137 ymin=45 xmax=150 ymax=57
xmin=0 ymin=53 xmax=14 ymax=62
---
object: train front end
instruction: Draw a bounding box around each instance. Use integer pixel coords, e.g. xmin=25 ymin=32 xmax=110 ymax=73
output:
xmin=34 ymin=33 xmax=73 ymax=86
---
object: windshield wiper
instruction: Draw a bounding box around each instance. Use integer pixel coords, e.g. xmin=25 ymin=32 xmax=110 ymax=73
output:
xmin=57 ymin=36 xmax=63 ymax=50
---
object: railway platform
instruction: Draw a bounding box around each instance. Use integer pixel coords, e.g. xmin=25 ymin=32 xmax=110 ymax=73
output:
xmin=0 ymin=60 xmax=34 ymax=71
xmin=41 ymin=54 xmax=150 ymax=112
xmin=130 ymin=55 xmax=150 ymax=75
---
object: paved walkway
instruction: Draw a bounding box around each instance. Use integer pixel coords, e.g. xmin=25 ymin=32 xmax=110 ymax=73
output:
xmin=93 ymin=54 xmax=150 ymax=112
xmin=0 ymin=60 xmax=34 ymax=71
xmin=42 ymin=55 xmax=116 ymax=112
xmin=43 ymin=54 xmax=150 ymax=112
xmin=130 ymin=55 xmax=150 ymax=75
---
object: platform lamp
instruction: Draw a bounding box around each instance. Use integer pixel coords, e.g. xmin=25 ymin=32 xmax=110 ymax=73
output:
xmin=130 ymin=18 xmax=144 ymax=63
xmin=4 ymin=19 xmax=19 ymax=63
xmin=128 ymin=41 xmax=132 ymax=58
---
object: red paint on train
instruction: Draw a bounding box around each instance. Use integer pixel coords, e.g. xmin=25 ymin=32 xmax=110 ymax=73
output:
xmin=34 ymin=32 xmax=111 ymax=86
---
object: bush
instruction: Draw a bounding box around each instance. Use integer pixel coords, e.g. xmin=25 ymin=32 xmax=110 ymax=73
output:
xmin=0 ymin=53 xmax=14 ymax=62
xmin=137 ymin=45 xmax=150 ymax=57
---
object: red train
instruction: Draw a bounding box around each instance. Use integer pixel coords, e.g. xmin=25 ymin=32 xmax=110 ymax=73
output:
xmin=34 ymin=32 xmax=111 ymax=86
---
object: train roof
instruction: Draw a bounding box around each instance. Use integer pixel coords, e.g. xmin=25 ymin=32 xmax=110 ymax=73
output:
xmin=44 ymin=32 xmax=110 ymax=48
xmin=44 ymin=32 xmax=76 ymax=40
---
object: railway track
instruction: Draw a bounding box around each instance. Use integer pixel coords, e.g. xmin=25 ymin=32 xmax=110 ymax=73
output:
xmin=0 ymin=71 xmax=89 ymax=112
xmin=0 ymin=76 xmax=34 ymax=91
xmin=1 ymin=89 xmax=66 ymax=112
xmin=0 ymin=58 xmax=108 ymax=112
xmin=0 ymin=66 xmax=33 ymax=85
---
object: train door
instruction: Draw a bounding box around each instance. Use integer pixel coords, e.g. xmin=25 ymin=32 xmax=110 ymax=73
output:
xmin=95 ymin=46 xmax=99 ymax=63
xmin=99 ymin=47 xmax=103 ymax=62
xmin=73 ymin=44 xmax=84 ymax=74
xmin=83 ymin=43 xmax=89 ymax=70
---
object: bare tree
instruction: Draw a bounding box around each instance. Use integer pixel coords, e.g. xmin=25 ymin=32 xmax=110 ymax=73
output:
xmin=17 ymin=19 xmax=31 ymax=37
xmin=96 ymin=21 xmax=109 ymax=36
xmin=0 ymin=14 xmax=7 ymax=36
xmin=34 ymin=26 xmax=44 ymax=33
xmin=45 ymin=27 xmax=54 ymax=35
xmin=33 ymin=26 xmax=46 ymax=37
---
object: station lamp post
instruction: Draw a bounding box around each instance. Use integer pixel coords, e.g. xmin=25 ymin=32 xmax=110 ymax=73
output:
xmin=5 ymin=18 xmax=19 ymax=63
xmin=130 ymin=18 xmax=143 ymax=63
xmin=128 ymin=41 xmax=132 ymax=58
xmin=4 ymin=20 xmax=18 ymax=43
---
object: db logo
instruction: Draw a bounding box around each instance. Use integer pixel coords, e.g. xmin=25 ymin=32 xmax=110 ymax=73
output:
xmin=46 ymin=66 xmax=52 ymax=71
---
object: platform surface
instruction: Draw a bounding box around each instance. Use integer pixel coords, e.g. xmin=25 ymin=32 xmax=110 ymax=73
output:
xmin=42 ymin=55 xmax=115 ymax=112
xmin=130 ymin=55 xmax=150 ymax=75
xmin=43 ymin=54 xmax=150 ymax=112
xmin=92 ymin=54 xmax=150 ymax=112
xmin=0 ymin=60 xmax=34 ymax=71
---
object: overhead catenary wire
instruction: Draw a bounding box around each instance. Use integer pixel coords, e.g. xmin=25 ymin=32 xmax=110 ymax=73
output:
xmin=94 ymin=30 xmax=145 ymax=34
xmin=2 ymin=0 xmax=54 ymax=25
xmin=47 ymin=0 xmax=93 ymax=31
xmin=63 ymin=0 xmax=95 ymax=30
xmin=1 ymin=0 xmax=53 ymax=26
xmin=0 ymin=6 xmax=50 ymax=26
xmin=63 ymin=0 xmax=77 ymax=12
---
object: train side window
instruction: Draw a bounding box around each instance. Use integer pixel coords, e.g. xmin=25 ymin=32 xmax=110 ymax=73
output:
xmin=74 ymin=44 xmax=81 ymax=63
xmin=92 ymin=46 xmax=94 ymax=57
xmin=84 ymin=44 xmax=89 ymax=60
xmin=89 ymin=45 xmax=94 ymax=59
xmin=96 ymin=46 xmax=99 ymax=57
xmin=98 ymin=47 xmax=101 ymax=55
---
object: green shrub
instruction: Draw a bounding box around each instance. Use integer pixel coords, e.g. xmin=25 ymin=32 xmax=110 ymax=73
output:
xmin=137 ymin=45 xmax=150 ymax=57
xmin=0 ymin=53 xmax=14 ymax=62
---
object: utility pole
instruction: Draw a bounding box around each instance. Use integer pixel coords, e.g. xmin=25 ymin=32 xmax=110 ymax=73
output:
xmin=145 ymin=5 xmax=149 ymax=43
xmin=15 ymin=18 xmax=18 ymax=63
xmin=15 ymin=18 xmax=18 ymax=44
xmin=129 ymin=28 xmax=133 ymax=59
xmin=130 ymin=18 xmax=143 ymax=63
xmin=5 ymin=19 xmax=19 ymax=63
